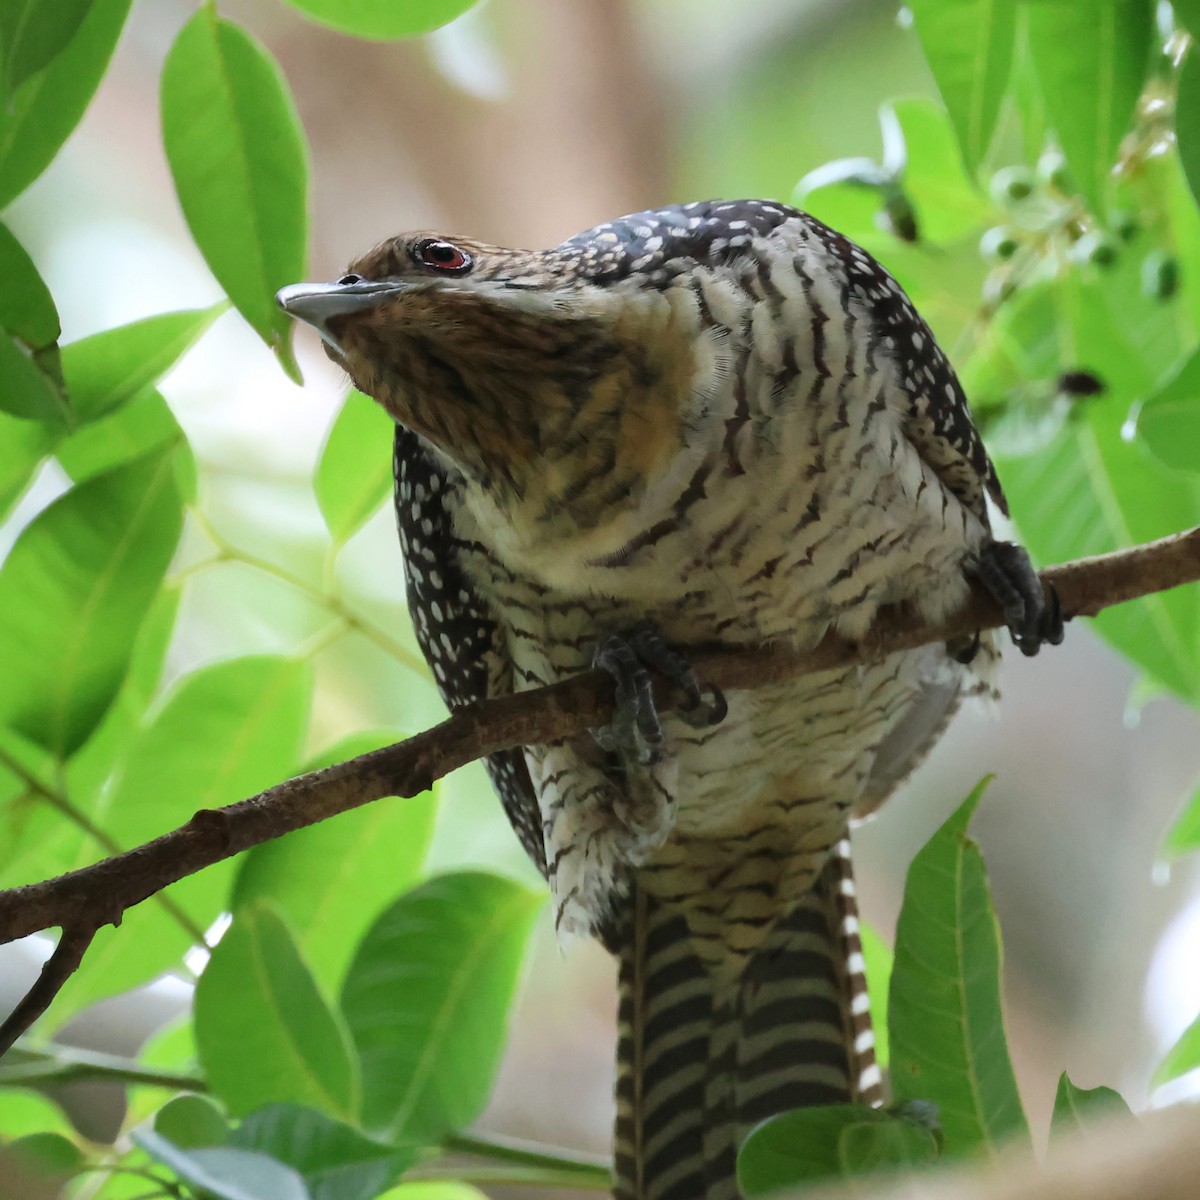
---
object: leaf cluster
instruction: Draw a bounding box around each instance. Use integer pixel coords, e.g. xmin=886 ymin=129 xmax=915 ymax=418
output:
xmin=0 ymin=1 xmax=1198 ymax=1198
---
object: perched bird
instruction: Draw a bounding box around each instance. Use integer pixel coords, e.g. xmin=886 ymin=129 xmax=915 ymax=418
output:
xmin=278 ymin=199 xmax=1060 ymax=1200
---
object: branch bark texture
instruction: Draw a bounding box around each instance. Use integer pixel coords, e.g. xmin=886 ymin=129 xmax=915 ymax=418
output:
xmin=0 ymin=527 xmax=1198 ymax=1052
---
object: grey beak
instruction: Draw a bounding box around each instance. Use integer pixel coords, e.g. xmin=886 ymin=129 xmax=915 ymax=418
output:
xmin=275 ymin=279 xmax=408 ymax=350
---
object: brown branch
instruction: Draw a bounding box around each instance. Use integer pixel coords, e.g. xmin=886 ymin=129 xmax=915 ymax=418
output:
xmin=0 ymin=527 xmax=1198 ymax=1054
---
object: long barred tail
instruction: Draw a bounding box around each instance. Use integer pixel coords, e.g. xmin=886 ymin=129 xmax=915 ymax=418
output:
xmin=612 ymin=840 xmax=881 ymax=1200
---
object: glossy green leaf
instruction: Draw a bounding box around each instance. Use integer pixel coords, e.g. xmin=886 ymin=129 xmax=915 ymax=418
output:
xmin=231 ymin=1105 xmax=413 ymax=1200
xmin=0 ymin=1087 xmax=73 ymax=1140
xmin=1177 ymin=47 xmax=1200 ymax=214
xmin=862 ymin=921 xmax=892 ymax=1068
xmin=978 ymin=277 xmax=1200 ymax=701
xmin=1135 ymin=347 xmax=1200 ymax=474
xmin=61 ymin=305 xmax=225 ymax=424
xmin=1164 ymin=778 xmax=1200 ymax=856
xmin=281 ymin=0 xmax=479 ymax=39
xmin=0 ymin=0 xmax=131 ymax=207
xmin=50 ymin=654 xmax=311 ymax=1023
xmin=6 ymin=1132 xmax=83 ymax=1181
xmin=196 ymin=904 xmax=359 ymax=1121
xmin=0 ymin=451 xmax=183 ymax=755
xmin=0 ymin=221 xmax=66 ymax=424
xmin=1026 ymin=0 xmax=1154 ymax=213
xmin=234 ymin=730 xmax=436 ymax=993
xmin=737 ymin=1104 xmax=938 ymax=1194
xmin=0 ymin=0 xmax=92 ymax=100
xmin=888 ymin=780 xmax=1029 ymax=1156
xmin=55 ymin=386 xmax=195 ymax=496
xmin=0 ymin=411 xmax=58 ymax=517
xmin=1051 ymin=1074 xmax=1132 ymax=1132
xmin=315 ymin=390 xmax=397 ymax=543
xmin=161 ymin=12 xmax=307 ymax=382
xmin=136 ymin=1131 xmax=310 ymax=1200
xmin=907 ymin=0 xmax=1016 ymax=174
xmin=154 ymin=1095 xmax=231 ymax=1150
xmin=888 ymin=98 xmax=993 ymax=242
xmin=1154 ymin=1009 xmax=1200 ymax=1087
xmin=1176 ymin=0 xmax=1200 ymax=35
xmin=341 ymin=871 xmax=543 ymax=1141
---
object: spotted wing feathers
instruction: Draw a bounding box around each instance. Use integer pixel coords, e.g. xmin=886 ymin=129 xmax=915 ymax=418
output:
xmin=393 ymin=426 xmax=546 ymax=873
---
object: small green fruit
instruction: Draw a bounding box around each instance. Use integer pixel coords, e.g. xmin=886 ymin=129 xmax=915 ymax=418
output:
xmin=1037 ymin=148 xmax=1072 ymax=194
xmin=989 ymin=165 xmax=1036 ymax=206
xmin=1069 ymin=231 xmax=1119 ymax=268
xmin=1141 ymin=251 xmax=1180 ymax=300
xmin=979 ymin=226 xmax=1020 ymax=261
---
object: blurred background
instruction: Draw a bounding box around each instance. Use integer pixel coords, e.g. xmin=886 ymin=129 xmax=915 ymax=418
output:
xmin=2 ymin=0 xmax=1199 ymax=1194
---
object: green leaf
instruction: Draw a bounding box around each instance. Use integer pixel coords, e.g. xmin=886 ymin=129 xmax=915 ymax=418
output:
xmin=341 ymin=871 xmax=544 ymax=1141
xmin=888 ymin=779 xmax=1029 ymax=1157
xmin=280 ymin=0 xmax=479 ymax=39
xmin=61 ymin=305 xmax=225 ymax=424
xmin=1164 ymin=777 xmax=1200 ymax=856
xmin=737 ymin=1104 xmax=938 ymax=1194
xmin=136 ymin=1131 xmax=310 ymax=1200
xmin=0 ymin=0 xmax=131 ymax=207
xmin=155 ymin=1095 xmax=231 ymax=1150
xmin=1051 ymin=1074 xmax=1132 ymax=1132
xmin=234 ymin=731 xmax=437 ymax=993
xmin=315 ymin=390 xmax=396 ymax=543
xmin=6 ymin=1131 xmax=83 ymax=1181
xmin=1153 ymin=1009 xmax=1200 ymax=1087
xmin=231 ymin=1104 xmax=413 ymax=1200
xmin=55 ymin=386 xmax=195 ymax=496
xmin=0 ymin=411 xmax=58 ymax=518
xmin=1177 ymin=47 xmax=1200 ymax=214
xmin=906 ymin=0 xmax=1016 ymax=174
xmin=1135 ymin=347 xmax=1200 ymax=474
xmin=0 ymin=1087 xmax=73 ymax=1140
xmin=1025 ymin=0 xmax=1155 ymax=213
xmin=888 ymin=98 xmax=993 ymax=242
xmin=0 ymin=221 xmax=66 ymax=424
xmin=197 ymin=903 xmax=359 ymax=1122
xmin=1176 ymin=0 xmax=1200 ymax=35
xmin=862 ymin=921 xmax=892 ymax=1068
xmin=0 ymin=0 xmax=92 ymax=100
xmin=49 ymin=654 xmax=312 ymax=1023
xmin=161 ymin=11 xmax=308 ymax=382
xmin=0 ymin=451 xmax=183 ymax=755
xmin=980 ymin=278 xmax=1200 ymax=701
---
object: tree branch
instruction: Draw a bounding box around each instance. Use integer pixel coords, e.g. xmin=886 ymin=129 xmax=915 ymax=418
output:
xmin=0 ymin=527 xmax=1197 ymax=1054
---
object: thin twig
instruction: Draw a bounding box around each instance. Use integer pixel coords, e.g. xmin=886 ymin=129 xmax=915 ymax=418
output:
xmin=0 ymin=527 xmax=1197 ymax=1054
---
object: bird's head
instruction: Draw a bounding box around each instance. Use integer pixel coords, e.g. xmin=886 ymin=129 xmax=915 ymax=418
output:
xmin=277 ymin=202 xmax=794 ymax=554
xmin=278 ymin=230 xmax=709 ymax=512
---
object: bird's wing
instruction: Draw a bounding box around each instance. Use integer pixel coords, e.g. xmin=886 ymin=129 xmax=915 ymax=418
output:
xmin=393 ymin=425 xmax=547 ymax=875
xmin=807 ymin=216 xmax=1006 ymax=524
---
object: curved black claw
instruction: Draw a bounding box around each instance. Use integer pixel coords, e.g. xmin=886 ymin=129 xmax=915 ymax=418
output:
xmin=592 ymin=622 xmax=726 ymax=765
xmin=976 ymin=541 xmax=1066 ymax=657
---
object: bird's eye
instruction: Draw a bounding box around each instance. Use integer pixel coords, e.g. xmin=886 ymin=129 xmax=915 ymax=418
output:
xmin=415 ymin=238 xmax=472 ymax=274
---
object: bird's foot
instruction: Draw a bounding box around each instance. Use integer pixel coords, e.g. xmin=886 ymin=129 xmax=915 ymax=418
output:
xmin=976 ymin=541 xmax=1065 ymax=657
xmin=592 ymin=621 xmax=726 ymax=765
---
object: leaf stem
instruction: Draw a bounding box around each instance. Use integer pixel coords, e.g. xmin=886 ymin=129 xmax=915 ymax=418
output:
xmin=443 ymin=1130 xmax=610 ymax=1183
xmin=189 ymin=510 xmax=428 ymax=675
xmin=2 ymin=1041 xmax=206 ymax=1092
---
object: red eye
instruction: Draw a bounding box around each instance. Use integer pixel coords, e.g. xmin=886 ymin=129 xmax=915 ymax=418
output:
xmin=415 ymin=238 xmax=472 ymax=273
